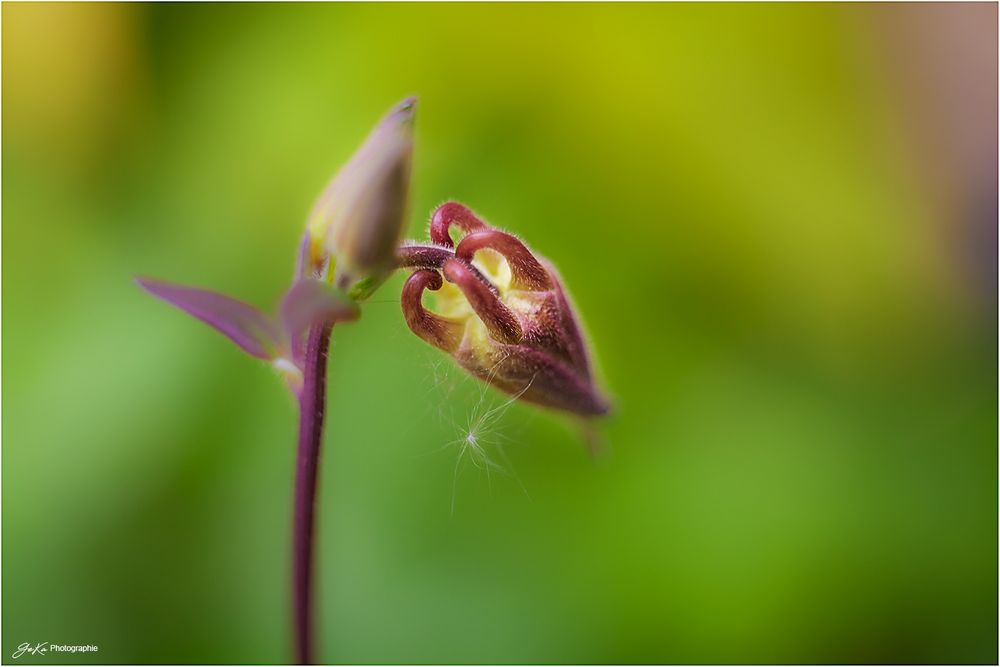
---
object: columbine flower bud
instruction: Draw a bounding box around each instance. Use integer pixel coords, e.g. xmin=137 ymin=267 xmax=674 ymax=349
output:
xmin=305 ymin=97 xmax=416 ymax=289
xmin=398 ymin=202 xmax=609 ymax=417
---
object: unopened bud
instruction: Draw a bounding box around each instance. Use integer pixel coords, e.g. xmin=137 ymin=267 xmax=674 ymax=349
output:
xmin=306 ymin=97 xmax=416 ymax=289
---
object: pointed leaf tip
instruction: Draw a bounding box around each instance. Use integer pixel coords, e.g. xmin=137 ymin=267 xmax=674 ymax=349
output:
xmin=135 ymin=277 xmax=281 ymax=360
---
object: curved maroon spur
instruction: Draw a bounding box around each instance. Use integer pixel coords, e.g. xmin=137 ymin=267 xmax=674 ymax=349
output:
xmin=397 ymin=202 xmax=609 ymax=417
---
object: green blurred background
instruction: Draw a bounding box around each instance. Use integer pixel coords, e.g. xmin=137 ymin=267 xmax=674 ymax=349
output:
xmin=3 ymin=3 xmax=996 ymax=664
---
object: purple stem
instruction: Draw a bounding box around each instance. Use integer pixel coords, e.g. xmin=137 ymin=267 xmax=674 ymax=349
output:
xmin=293 ymin=323 xmax=333 ymax=664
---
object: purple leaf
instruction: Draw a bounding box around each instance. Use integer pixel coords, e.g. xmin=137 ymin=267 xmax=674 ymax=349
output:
xmin=281 ymin=279 xmax=360 ymax=362
xmin=136 ymin=277 xmax=282 ymax=360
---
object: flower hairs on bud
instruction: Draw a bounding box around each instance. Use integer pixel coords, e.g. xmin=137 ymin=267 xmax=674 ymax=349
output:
xmin=398 ymin=201 xmax=610 ymax=419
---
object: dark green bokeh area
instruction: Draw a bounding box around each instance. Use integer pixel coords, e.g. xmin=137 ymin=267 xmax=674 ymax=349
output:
xmin=3 ymin=3 xmax=996 ymax=664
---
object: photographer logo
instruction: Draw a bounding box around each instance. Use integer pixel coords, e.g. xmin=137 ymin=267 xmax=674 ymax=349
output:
xmin=12 ymin=642 xmax=99 ymax=659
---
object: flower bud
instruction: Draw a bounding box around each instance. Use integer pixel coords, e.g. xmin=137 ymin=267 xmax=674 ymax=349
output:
xmin=306 ymin=97 xmax=416 ymax=289
xmin=399 ymin=202 xmax=609 ymax=417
